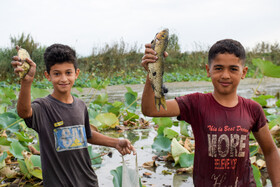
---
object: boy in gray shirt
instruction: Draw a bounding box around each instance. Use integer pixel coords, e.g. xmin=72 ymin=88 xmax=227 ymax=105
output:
xmin=12 ymin=44 xmax=135 ymax=186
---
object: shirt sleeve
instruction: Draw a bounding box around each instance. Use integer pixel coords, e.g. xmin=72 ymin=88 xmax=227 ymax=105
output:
xmin=23 ymin=101 xmax=43 ymax=133
xmin=84 ymin=107 xmax=92 ymax=139
xmin=175 ymin=93 xmax=199 ymax=124
xmin=251 ymin=100 xmax=267 ymax=132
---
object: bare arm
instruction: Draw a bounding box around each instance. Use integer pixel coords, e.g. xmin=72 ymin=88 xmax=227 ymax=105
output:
xmin=11 ymin=56 xmax=36 ymax=119
xmin=253 ymin=124 xmax=280 ymax=187
xmin=141 ymin=43 xmax=180 ymax=117
xmin=87 ymin=130 xmax=136 ymax=155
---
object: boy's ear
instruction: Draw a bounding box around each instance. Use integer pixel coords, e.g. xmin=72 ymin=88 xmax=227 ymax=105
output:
xmin=75 ymin=68 xmax=80 ymax=79
xmin=44 ymin=71 xmax=51 ymax=81
xmin=205 ymin=64 xmax=211 ymax=77
xmin=241 ymin=66 xmax=248 ymax=79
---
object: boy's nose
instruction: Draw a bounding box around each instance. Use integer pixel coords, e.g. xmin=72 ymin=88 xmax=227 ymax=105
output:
xmin=61 ymin=74 xmax=67 ymax=81
xmin=221 ymin=70 xmax=230 ymax=79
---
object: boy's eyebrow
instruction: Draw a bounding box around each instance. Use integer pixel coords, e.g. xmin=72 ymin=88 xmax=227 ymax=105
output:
xmin=52 ymin=69 xmax=74 ymax=72
xmin=213 ymin=64 xmax=240 ymax=68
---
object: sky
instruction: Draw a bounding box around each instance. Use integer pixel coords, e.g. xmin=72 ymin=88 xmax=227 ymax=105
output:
xmin=1 ymin=0 xmax=280 ymax=57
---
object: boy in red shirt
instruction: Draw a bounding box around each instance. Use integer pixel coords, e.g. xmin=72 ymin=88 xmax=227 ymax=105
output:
xmin=141 ymin=39 xmax=280 ymax=186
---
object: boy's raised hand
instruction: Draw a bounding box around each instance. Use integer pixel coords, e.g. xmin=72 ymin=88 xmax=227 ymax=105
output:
xmin=141 ymin=43 xmax=168 ymax=71
xmin=115 ymin=139 xmax=136 ymax=156
xmin=11 ymin=52 xmax=36 ymax=82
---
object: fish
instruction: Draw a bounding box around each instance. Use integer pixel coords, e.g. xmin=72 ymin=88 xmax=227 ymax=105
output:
xmin=16 ymin=46 xmax=31 ymax=79
xmin=148 ymin=29 xmax=169 ymax=111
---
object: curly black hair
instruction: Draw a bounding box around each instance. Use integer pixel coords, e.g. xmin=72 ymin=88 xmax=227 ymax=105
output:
xmin=44 ymin=44 xmax=78 ymax=73
xmin=208 ymin=39 xmax=246 ymax=66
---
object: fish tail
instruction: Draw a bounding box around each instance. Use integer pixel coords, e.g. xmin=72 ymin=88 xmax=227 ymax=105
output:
xmin=155 ymin=97 xmax=167 ymax=111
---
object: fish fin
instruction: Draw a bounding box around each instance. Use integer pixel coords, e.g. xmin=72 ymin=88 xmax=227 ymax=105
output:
xmin=155 ymin=97 xmax=167 ymax=111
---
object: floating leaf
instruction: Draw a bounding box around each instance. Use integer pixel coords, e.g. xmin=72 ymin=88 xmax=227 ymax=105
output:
xmin=31 ymin=87 xmax=49 ymax=101
xmin=14 ymin=131 xmax=33 ymax=143
xmin=0 ymin=151 xmax=7 ymax=163
xmin=0 ymin=137 xmax=11 ymax=146
xmin=152 ymin=117 xmax=173 ymax=135
xmin=9 ymin=140 xmax=28 ymax=159
xmin=180 ymin=121 xmax=190 ymax=137
xmin=95 ymin=113 xmax=119 ymax=128
xmin=163 ymin=128 xmax=179 ymax=140
xmin=93 ymin=93 xmax=109 ymax=106
xmin=252 ymin=58 xmax=280 ymax=78
xmin=268 ymin=116 xmax=280 ymax=129
xmin=249 ymin=145 xmax=259 ymax=157
xmin=18 ymin=159 xmax=32 ymax=179
xmin=88 ymin=146 xmax=102 ymax=167
xmin=252 ymin=95 xmax=274 ymax=107
xmin=22 ymin=151 xmax=42 ymax=179
xmin=0 ymin=112 xmax=22 ymax=132
xmin=152 ymin=134 xmax=171 ymax=154
xmin=179 ymin=152 xmax=194 ymax=168
xmin=124 ymin=87 xmax=138 ymax=112
xmin=252 ymin=164 xmax=262 ymax=187
xmin=123 ymin=111 xmax=139 ymax=122
xmin=171 ymin=138 xmax=190 ymax=166
xmin=110 ymin=166 xmax=123 ymax=187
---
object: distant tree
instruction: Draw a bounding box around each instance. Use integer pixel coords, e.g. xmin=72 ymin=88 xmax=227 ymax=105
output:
xmin=167 ymin=33 xmax=181 ymax=53
xmin=10 ymin=33 xmax=39 ymax=55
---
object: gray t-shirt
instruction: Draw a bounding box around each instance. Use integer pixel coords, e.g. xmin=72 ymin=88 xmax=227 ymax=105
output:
xmin=24 ymin=95 xmax=98 ymax=187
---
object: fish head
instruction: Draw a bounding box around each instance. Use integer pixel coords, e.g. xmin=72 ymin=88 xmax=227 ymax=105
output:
xmin=155 ymin=29 xmax=169 ymax=41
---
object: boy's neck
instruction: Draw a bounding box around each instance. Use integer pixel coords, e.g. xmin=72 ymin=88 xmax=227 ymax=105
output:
xmin=212 ymin=91 xmax=239 ymax=108
xmin=51 ymin=92 xmax=74 ymax=104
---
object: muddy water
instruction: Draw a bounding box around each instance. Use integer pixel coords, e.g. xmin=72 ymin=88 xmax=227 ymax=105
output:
xmin=83 ymin=78 xmax=280 ymax=187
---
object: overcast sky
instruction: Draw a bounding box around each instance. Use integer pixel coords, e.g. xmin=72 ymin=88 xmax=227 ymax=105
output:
xmin=1 ymin=0 xmax=280 ymax=56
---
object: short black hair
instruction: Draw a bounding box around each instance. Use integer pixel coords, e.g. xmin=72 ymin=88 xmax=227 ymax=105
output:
xmin=44 ymin=44 xmax=78 ymax=73
xmin=208 ymin=39 xmax=246 ymax=65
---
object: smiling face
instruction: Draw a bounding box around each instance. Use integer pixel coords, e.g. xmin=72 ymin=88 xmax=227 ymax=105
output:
xmin=206 ymin=53 xmax=248 ymax=97
xmin=45 ymin=62 xmax=80 ymax=98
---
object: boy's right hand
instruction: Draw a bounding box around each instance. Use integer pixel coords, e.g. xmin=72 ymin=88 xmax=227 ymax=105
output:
xmin=11 ymin=56 xmax=36 ymax=82
xmin=141 ymin=43 xmax=168 ymax=71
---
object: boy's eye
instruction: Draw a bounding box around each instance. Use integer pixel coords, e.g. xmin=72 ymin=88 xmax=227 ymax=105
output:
xmin=66 ymin=72 xmax=72 ymax=75
xmin=54 ymin=73 xmax=60 ymax=76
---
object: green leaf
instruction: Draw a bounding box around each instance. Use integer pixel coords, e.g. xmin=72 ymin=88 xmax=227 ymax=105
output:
xmin=252 ymin=164 xmax=262 ymax=187
xmin=95 ymin=113 xmax=119 ymax=128
xmin=0 ymin=112 xmax=22 ymax=132
xmin=252 ymin=95 xmax=274 ymax=107
xmin=14 ymin=131 xmax=33 ymax=143
xmin=179 ymin=152 xmax=194 ymax=168
xmin=93 ymin=93 xmax=108 ymax=106
xmin=31 ymin=87 xmax=49 ymax=100
xmin=124 ymin=87 xmax=138 ymax=112
xmin=171 ymin=138 xmax=190 ymax=166
xmin=75 ymin=87 xmax=83 ymax=93
xmin=268 ymin=116 xmax=280 ymax=129
xmin=276 ymin=99 xmax=280 ymax=107
xmin=163 ymin=128 xmax=179 ymax=140
xmin=123 ymin=111 xmax=139 ymax=122
xmin=252 ymin=58 xmax=280 ymax=78
xmin=110 ymin=166 xmax=123 ymax=187
xmin=180 ymin=121 xmax=190 ymax=137
xmin=0 ymin=152 xmax=7 ymax=163
xmin=152 ymin=117 xmax=173 ymax=135
xmin=249 ymin=145 xmax=259 ymax=157
xmin=0 ymin=137 xmax=11 ymax=146
xmin=87 ymin=146 xmax=102 ymax=166
xmin=152 ymin=134 xmax=171 ymax=154
xmin=18 ymin=159 xmax=32 ymax=179
xmin=9 ymin=140 xmax=28 ymax=159
xmin=23 ymin=151 xmax=42 ymax=179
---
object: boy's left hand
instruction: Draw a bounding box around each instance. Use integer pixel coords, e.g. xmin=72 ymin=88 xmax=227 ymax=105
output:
xmin=116 ymin=139 xmax=136 ymax=155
